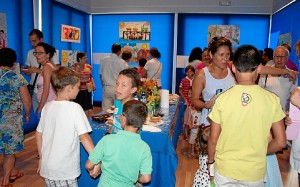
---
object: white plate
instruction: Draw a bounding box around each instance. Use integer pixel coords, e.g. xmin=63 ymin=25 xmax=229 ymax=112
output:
xmin=142 ymin=125 xmax=161 ymax=132
xmin=144 ymin=120 xmax=164 ymax=126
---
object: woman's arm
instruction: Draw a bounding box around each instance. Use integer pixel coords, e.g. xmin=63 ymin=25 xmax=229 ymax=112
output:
xmin=191 ymin=70 xmax=206 ymax=110
xmin=138 ymin=174 xmax=151 ymax=184
xmin=37 ymin=64 xmax=52 ymax=113
xmin=20 ymin=86 xmax=31 ymax=122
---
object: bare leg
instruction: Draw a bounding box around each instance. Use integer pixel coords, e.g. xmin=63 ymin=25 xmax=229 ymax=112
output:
xmin=2 ymin=154 xmax=15 ymax=185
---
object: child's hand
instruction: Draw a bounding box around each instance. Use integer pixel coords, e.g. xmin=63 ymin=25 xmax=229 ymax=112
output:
xmin=89 ymin=164 xmax=101 ymax=178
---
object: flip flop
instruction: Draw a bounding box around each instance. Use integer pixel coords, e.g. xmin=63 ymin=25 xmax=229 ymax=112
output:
xmin=9 ymin=171 xmax=24 ymax=183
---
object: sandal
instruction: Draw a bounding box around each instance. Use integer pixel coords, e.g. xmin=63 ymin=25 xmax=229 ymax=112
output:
xmin=9 ymin=171 xmax=24 ymax=183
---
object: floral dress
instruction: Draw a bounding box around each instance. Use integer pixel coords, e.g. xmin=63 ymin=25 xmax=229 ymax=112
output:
xmin=0 ymin=69 xmax=28 ymax=154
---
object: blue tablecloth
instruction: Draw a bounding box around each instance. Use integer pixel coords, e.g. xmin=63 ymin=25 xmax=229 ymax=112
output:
xmin=78 ymin=100 xmax=184 ymax=187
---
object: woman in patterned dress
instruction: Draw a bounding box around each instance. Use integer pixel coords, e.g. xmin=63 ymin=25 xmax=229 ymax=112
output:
xmin=73 ymin=52 xmax=95 ymax=116
xmin=0 ymin=48 xmax=31 ymax=187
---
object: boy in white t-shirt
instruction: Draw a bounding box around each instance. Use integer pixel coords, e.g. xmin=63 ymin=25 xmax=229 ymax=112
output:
xmin=36 ymin=67 xmax=97 ymax=187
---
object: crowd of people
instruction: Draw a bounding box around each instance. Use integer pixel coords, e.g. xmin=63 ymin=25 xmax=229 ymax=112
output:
xmin=1 ymin=26 xmax=300 ymax=187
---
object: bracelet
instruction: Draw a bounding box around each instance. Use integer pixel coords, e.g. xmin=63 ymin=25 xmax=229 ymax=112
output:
xmin=207 ymin=160 xmax=215 ymax=165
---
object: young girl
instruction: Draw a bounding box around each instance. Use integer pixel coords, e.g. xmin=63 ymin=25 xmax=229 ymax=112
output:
xmin=110 ymin=68 xmax=140 ymax=134
xmin=192 ymin=125 xmax=211 ymax=187
xmin=36 ymin=67 xmax=95 ymax=186
xmin=188 ymin=106 xmax=201 ymax=158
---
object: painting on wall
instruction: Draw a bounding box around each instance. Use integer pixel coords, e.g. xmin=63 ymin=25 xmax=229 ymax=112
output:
xmin=278 ymin=32 xmax=292 ymax=46
xmin=61 ymin=50 xmax=78 ymax=67
xmin=120 ymin=43 xmax=150 ymax=62
xmin=61 ymin=24 xmax=81 ymax=43
xmin=208 ymin=25 xmax=240 ymax=46
xmin=0 ymin=13 xmax=8 ymax=49
xmin=119 ymin=22 xmax=151 ymax=42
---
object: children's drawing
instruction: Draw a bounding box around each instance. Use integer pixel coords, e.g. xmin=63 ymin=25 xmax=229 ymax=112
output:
xmin=208 ymin=25 xmax=240 ymax=46
xmin=119 ymin=22 xmax=150 ymax=41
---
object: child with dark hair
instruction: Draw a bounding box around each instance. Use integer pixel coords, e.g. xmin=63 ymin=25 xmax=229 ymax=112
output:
xmin=137 ymin=58 xmax=147 ymax=79
xmin=179 ymin=65 xmax=195 ymax=140
xmin=193 ymin=126 xmax=211 ymax=187
xmin=86 ymin=100 xmax=152 ymax=187
xmin=208 ymin=45 xmax=286 ymax=186
xmin=110 ymin=68 xmax=140 ymax=134
xmin=36 ymin=67 xmax=95 ymax=186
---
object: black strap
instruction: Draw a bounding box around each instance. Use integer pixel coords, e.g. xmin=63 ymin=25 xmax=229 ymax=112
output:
xmin=264 ymin=74 xmax=268 ymax=88
xmin=32 ymin=64 xmax=42 ymax=87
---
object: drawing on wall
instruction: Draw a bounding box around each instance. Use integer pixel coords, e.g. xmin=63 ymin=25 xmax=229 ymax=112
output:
xmin=120 ymin=43 xmax=150 ymax=62
xmin=208 ymin=25 xmax=240 ymax=46
xmin=0 ymin=13 xmax=8 ymax=49
xmin=61 ymin=50 xmax=78 ymax=67
xmin=278 ymin=32 xmax=292 ymax=46
xmin=119 ymin=22 xmax=150 ymax=41
xmin=61 ymin=24 xmax=81 ymax=43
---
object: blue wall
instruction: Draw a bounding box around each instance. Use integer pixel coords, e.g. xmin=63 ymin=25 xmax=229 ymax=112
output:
xmin=0 ymin=0 xmax=33 ymax=64
xmin=92 ymin=14 xmax=175 ymax=102
xmin=176 ymin=14 xmax=270 ymax=93
xmin=271 ymin=0 xmax=300 ymax=84
xmin=42 ymin=0 xmax=91 ymax=63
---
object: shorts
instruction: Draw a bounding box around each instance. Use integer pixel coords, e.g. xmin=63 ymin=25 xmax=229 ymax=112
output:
xmin=189 ymin=127 xmax=199 ymax=144
xmin=45 ymin=178 xmax=78 ymax=187
xmin=214 ymin=172 xmax=264 ymax=187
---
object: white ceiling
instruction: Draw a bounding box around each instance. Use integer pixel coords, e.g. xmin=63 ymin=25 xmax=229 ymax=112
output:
xmin=55 ymin=0 xmax=296 ymax=14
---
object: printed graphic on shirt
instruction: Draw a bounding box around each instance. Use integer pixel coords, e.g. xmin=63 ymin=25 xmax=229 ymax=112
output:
xmin=241 ymin=93 xmax=252 ymax=106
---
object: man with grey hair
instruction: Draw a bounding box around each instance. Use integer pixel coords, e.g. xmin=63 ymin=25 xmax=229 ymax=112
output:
xmin=259 ymin=46 xmax=297 ymax=111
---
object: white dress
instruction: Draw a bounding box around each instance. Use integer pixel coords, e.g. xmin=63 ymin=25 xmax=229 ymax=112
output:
xmin=192 ymin=154 xmax=210 ymax=187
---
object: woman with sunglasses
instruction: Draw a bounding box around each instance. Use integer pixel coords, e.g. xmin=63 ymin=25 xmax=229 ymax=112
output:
xmin=34 ymin=42 xmax=57 ymax=119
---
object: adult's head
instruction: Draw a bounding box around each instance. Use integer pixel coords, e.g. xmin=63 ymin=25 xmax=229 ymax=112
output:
xmin=208 ymin=37 xmax=232 ymax=69
xmin=262 ymin=48 xmax=273 ymax=63
xmin=188 ymin=47 xmax=202 ymax=63
xmin=273 ymin=46 xmax=289 ymax=69
xmin=122 ymin=100 xmax=148 ymax=129
xmin=111 ymin=43 xmax=122 ymax=56
xmin=149 ymin=47 xmax=161 ymax=59
xmin=202 ymin=47 xmax=211 ymax=66
xmin=34 ymin=42 xmax=56 ymax=64
xmin=29 ymin=29 xmax=44 ymax=48
xmin=76 ymin=52 xmax=87 ymax=64
xmin=282 ymin=43 xmax=291 ymax=53
xmin=0 ymin=48 xmax=17 ymax=67
xmin=233 ymin=45 xmax=261 ymax=73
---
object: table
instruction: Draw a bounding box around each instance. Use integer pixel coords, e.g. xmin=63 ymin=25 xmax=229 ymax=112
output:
xmin=78 ymin=100 xmax=184 ymax=187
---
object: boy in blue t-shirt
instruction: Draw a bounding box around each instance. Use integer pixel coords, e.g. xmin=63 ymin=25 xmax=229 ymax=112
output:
xmin=108 ymin=68 xmax=140 ymax=134
xmin=86 ymin=100 xmax=152 ymax=186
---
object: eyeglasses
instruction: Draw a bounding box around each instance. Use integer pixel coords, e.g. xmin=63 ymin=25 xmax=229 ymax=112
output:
xmin=33 ymin=52 xmax=46 ymax=56
xmin=274 ymin=55 xmax=287 ymax=59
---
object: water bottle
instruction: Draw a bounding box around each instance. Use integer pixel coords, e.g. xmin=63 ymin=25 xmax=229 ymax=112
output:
xmin=141 ymin=91 xmax=147 ymax=103
xmin=134 ymin=93 xmax=139 ymax=100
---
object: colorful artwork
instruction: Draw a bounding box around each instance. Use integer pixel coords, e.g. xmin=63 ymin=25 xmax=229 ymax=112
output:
xmin=61 ymin=50 xmax=78 ymax=67
xmin=0 ymin=13 xmax=8 ymax=49
xmin=278 ymin=32 xmax=292 ymax=46
xmin=119 ymin=22 xmax=151 ymax=41
xmin=120 ymin=43 xmax=150 ymax=62
xmin=61 ymin=24 xmax=81 ymax=43
xmin=208 ymin=25 xmax=240 ymax=46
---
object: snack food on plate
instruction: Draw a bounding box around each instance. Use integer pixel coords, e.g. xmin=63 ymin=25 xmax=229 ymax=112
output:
xmin=150 ymin=116 xmax=161 ymax=123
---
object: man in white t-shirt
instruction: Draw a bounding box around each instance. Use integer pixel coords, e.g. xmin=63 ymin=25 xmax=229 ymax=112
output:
xmin=21 ymin=29 xmax=59 ymax=112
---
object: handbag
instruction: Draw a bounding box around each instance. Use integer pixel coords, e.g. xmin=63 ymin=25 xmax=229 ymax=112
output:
xmin=28 ymin=64 xmax=42 ymax=95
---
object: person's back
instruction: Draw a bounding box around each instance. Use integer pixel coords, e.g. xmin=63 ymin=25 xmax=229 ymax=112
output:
xmin=208 ymin=45 xmax=286 ymax=186
xmin=36 ymin=67 xmax=94 ymax=186
xmin=86 ymin=100 xmax=152 ymax=187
